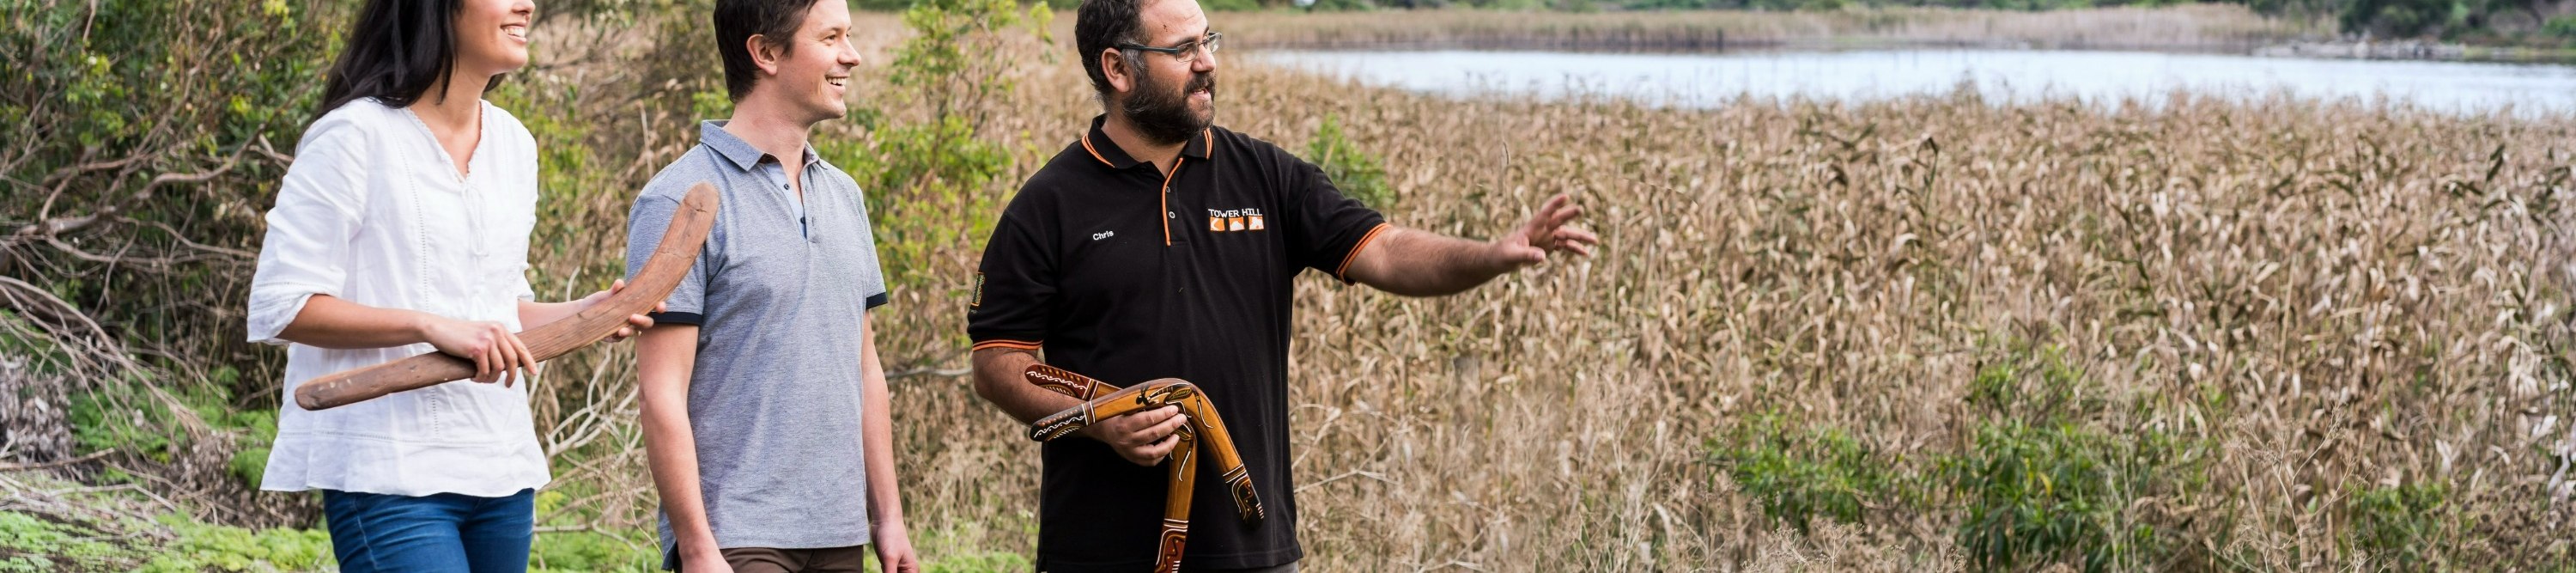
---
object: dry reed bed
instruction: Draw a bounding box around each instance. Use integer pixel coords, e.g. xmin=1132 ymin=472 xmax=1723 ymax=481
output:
xmin=501 ymin=17 xmax=2576 ymax=569
xmin=1243 ymin=80 xmax=2576 ymax=568
xmin=1215 ymin=5 xmax=2320 ymax=52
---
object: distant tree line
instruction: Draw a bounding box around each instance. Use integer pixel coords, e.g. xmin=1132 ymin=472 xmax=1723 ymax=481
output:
xmin=904 ymin=0 xmax=2576 ymax=42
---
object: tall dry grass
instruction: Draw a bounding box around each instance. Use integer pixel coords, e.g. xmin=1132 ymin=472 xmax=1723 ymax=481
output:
xmin=1209 ymin=69 xmax=2576 ymax=569
xmin=494 ymin=12 xmax=2575 ymax=570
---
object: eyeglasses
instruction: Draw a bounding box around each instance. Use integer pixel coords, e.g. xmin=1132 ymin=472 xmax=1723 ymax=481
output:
xmin=1119 ymin=32 xmax=1223 ymax=64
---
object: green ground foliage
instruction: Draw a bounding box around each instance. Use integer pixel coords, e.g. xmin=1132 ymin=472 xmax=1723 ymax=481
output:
xmin=1712 ymin=339 xmax=2229 ymax=571
xmin=3 ymin=0 xmax=1060 ymax=567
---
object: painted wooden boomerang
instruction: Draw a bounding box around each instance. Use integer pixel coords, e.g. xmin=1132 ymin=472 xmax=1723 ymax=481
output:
xmin=1024 ymin=364 xmax=1266 ymax=573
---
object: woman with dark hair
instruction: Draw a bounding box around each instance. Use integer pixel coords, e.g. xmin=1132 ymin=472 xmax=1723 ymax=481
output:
xmin=245 ymin=0 xmax=653 ymax=570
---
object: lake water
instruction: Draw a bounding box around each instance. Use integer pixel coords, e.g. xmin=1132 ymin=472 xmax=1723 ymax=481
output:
xmin=1253 ymin=49 xmax=2576 ymax=115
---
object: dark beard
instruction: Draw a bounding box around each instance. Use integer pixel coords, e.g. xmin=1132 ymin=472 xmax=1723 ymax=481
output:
xmin=1121 ymin=70 xmax=1215 ymax=146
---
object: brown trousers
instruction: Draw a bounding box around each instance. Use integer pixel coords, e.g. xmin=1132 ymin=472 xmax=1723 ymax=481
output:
xmin=679 ymin=546 xmax=868 ymax=573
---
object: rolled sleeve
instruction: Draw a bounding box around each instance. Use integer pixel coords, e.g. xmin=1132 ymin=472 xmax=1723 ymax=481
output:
xmin=623 ymin=192 xmax=712 ymax=326
xmin=245 ymin=122 xmax=370 ymax=345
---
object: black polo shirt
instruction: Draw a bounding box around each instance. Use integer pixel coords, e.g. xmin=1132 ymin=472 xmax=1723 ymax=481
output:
xmin=969 ymin=115 xmax=1386 ymax=571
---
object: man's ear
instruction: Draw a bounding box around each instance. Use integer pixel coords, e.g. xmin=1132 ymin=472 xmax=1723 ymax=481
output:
xmin=749 ymin=34 xmax=785 ymax=77
xmin=1100 ymin=48 xmax=1134 ymax=95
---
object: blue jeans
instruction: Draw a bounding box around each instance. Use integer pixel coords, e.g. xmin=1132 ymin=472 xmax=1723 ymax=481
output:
xmin=323 ymin=488 xmax=535 ymax=573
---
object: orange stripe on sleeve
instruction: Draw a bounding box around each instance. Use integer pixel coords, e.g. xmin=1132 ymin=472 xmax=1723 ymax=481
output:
xmin=1334 ymin=222 xmax=1393 ymax=282
xmin=972 ymin=339 xmax=1044 ymax=351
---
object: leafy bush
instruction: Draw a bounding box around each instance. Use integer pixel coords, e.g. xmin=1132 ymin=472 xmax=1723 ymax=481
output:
xmin=1709 ymin=414 xmax=1912 ymax=531
xmin=832 ymin=0 xmax=1052 ymax=313
xmin=1304 ymin=114 xmax=1394 ymax=210
xmin=2546 ymin=15 xmax=2576 ymax=41
xmin=1947 ymin=420 xmax=2171 ymax=572
xmin=3 ymin=0 xmax=345 ymax=526
xmin=2346 ymin=482 xmax=2459 ymax=570
xmin=1942 ymin=338 xmax=2203 ymax=571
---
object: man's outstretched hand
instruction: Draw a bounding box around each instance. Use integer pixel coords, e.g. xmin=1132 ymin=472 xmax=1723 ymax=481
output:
xmin=1492 ymin=193 xmax=1599 ymax=266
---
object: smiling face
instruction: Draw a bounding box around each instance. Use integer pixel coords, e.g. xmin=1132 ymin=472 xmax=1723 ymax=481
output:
xmin=751 ymin=0 xmax=862 ymax=125
xmin=452 ymin=0 xmax=535 ymax=76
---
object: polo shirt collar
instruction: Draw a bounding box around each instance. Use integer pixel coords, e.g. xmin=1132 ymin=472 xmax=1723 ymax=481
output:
xmin=699 ymin=120 xmax=823 ymax=172
xmin=1078 ymin=115 xmax=1212 ymax=170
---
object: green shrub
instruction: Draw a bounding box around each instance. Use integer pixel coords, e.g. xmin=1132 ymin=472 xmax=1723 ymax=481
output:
xmin=1709 ymin=415 xmax=1908 ymax=531
xmin=1947 ymin=420 xmax=2168 ymax=572
xmin=1946 ymin=337 xmax=2199 ymax=571
xmin=1305 ymin=114 xmax=1394 ymax=210
xmin=2545 ymin=15 xmax=2576 ymax=41
xmin=835 ymin=0 xmax=1052 ymax=315
xmin=2346 ymin=482 xmax=2458 ymax=570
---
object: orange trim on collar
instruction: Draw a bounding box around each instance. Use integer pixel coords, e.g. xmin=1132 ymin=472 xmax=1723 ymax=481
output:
xmin=1079 ymin=132 xmax=1114 ymax=167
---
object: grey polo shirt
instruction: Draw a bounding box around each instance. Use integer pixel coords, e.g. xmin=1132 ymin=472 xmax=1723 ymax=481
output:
xmin=623 ymin=121 xmax=890 ymax=568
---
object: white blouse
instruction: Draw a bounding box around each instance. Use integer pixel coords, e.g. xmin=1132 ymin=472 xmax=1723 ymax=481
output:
xmin=245 ymin=99 xmax=549 ymax=497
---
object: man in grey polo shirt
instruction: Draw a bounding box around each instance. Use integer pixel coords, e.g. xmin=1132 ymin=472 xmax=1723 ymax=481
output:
xmin=623 ymin=0 xmax=918 ymax=572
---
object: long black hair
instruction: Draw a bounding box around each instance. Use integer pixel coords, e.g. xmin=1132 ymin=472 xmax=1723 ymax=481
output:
xmin=317 ymin=0 xmax=504 ymax=116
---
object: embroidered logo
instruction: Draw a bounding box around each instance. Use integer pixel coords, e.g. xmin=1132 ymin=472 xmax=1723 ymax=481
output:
xmin=1206 ymin=208 xmax=1266 ymax=233
xmin=1092 ymin=230 xmax=1116 ymax=241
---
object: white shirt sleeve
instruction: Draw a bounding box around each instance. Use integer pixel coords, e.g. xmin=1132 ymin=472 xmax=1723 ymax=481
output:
xmin=245 ymin=115 xmax=372 ymax=345
xmin=509 ymin=123 xmax=539 ymax=302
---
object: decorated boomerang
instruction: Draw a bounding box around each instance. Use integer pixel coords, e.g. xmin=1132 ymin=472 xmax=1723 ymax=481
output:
xmin=1024 ymin=364 xmax=1265 ymax=573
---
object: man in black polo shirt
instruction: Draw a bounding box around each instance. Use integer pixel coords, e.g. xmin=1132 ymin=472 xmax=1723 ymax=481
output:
xmin=966 ymin=0 xmax=1597 ymax=570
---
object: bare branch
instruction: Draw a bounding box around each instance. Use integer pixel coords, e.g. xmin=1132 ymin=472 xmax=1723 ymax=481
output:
xmin=0 ymin=448 xmax=114 ymax=471
xmin=9 ymin=147 xmax=246 ymax=244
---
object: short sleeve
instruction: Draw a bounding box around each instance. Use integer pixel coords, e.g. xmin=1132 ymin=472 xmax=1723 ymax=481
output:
xmin=623 ymin=192 xmax=712 ymax=326
xmin=966 ymin=210 xmax=1054 ymax=352
xmin=848 ymin=179 xmax=890 ymax=311
xmin=1283 ymin=153 xmax=1389 ymax=283
xmin=245 ymin=116 xmax=372 ymax=345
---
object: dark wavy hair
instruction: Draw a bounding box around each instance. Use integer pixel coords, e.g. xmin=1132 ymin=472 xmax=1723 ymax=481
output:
xmin=317 ymin=0 xmax=505 ymax=115
xmin=1075 ymin=0 xmax=1151 ymax=100
xmin=715 ymin=0 xmax=820 ymax=101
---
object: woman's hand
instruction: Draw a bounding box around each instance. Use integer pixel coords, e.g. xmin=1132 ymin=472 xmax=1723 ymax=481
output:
xmin=416 ymin=314 xmax=533 ymax=386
